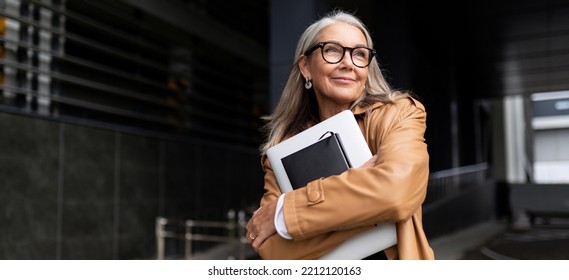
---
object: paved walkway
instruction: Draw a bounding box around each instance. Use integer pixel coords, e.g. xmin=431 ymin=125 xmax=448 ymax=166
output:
xmin=429 ymin=220 xmax=507 ymax=260
xmin=431 ymin=218 xmax=569 ymax=260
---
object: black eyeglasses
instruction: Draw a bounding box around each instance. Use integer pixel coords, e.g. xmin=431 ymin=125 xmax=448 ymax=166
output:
xmin=304 ymin=41 xmax=376 ymax=68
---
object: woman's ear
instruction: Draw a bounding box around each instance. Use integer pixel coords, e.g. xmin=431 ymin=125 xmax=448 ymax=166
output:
xmin=298 ymin=55 xmax=310 ymax=78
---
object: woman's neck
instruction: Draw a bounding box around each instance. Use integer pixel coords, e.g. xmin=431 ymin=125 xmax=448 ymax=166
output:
xmin=318 ymin=104 xmax=350 ymax=121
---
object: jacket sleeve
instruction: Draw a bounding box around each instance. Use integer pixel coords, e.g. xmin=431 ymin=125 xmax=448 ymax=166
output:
xmin=257 ymin=156 xmax=373 ymax=259
xmin=283 ymin=98 xmax=430 ymax=241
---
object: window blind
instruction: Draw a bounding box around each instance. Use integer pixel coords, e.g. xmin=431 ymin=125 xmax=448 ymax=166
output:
xmin=0 ymin=0 xmax=268 ymax=146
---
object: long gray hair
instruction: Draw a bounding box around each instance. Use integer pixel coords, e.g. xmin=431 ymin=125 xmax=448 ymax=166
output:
xmin=260 ymin=10 xmax=406 ymax=154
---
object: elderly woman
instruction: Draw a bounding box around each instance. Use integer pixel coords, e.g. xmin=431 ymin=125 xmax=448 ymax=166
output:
xmin=246 ymin=10 xmax=434 ymax=260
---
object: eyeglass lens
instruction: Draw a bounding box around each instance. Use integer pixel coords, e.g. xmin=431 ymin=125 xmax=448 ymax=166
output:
xmin=321 ymin=42 xmax=372 ymax=67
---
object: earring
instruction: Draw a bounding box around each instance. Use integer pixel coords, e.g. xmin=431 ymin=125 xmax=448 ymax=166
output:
xmin=305 ymin=78 xmax=312 ymax=89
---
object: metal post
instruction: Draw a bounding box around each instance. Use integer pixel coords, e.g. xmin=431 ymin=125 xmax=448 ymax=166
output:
xmin=185 ymin=220 xmax=194 ymax=260
xmin=156 ymin=217 xmax=167 ymax=260
xmin=238 ymin=210 xmax=247 ymax=260
xmin=227 ymin=209 xmax=236 ymax=239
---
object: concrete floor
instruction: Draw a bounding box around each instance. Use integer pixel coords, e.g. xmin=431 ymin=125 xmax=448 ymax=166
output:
xmin=431 ymin=218 xmax=569 ymax=260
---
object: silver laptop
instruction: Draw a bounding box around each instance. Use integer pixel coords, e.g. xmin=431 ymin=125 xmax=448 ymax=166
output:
xmin=266 ymin=110 xmax=397 ymax=259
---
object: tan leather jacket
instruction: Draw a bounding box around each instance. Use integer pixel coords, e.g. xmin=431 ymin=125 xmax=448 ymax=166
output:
xmin=257 ymin=96 xmax=435 ymax=260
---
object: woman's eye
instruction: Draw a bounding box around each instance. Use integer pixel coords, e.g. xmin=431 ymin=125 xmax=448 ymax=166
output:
xmin=324 ymin=47 xmax=340 ymax=53
xmin=353 ymin=50 xmax=367 ymax=58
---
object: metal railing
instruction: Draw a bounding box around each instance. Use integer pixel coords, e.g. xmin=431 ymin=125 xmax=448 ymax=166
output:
xmin=424 ymin=163 xmax=490 ymax=205
xmin=156 ymin=209 xmax=249 ymax=260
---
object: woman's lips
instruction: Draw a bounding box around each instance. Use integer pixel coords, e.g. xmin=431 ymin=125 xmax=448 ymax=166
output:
xmin=331 ymin=77 xmax=356 ymax=84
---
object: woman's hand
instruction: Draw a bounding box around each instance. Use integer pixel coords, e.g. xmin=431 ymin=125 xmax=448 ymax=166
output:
xmin=245 ymin=199 xmax=278 ymax=253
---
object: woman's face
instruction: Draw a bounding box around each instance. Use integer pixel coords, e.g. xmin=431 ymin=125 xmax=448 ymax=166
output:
xmin=299 ymin=22 xmax=369 ymax=117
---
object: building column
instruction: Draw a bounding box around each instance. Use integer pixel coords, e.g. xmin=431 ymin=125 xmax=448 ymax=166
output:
xmin=269 ymin=0 xmax=327 ymax=110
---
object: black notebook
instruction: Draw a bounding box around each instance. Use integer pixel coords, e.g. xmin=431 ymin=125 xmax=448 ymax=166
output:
xmin=281 ymin=132 xmax=351 ymax=190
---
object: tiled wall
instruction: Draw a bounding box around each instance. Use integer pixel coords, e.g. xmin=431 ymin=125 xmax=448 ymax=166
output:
xmin=0 ymin=112 xmax=263 ymax=259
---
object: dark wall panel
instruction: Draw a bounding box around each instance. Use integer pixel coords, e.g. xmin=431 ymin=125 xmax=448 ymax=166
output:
xmin=0 ymin=111 xmax=262 ymax=259
xmin=0 ymin=113 xmax=59 ymax=259
xmin=61 ymin=125 xmax=115 ymax=259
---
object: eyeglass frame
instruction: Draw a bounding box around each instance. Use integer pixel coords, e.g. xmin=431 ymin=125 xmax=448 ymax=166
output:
xmin=303 ymin=41 xmax=376 ymax=68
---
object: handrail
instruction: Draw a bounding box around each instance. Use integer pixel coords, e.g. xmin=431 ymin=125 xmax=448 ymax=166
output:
xmin=156 ymin=209 xmax=250 ymax=260
xmin=429 ymin=163 xmax=489 ymax=180
xmin=425 ymin=163 xmax=490 ymax=205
